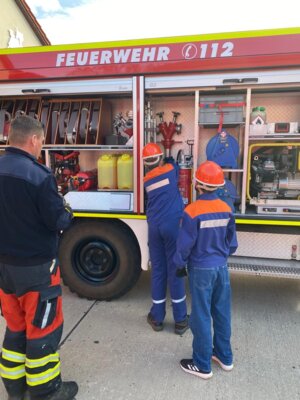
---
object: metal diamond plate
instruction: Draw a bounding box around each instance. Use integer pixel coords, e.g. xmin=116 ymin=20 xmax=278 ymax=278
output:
xmin=235 ymin=231 xmax=300 ymax=259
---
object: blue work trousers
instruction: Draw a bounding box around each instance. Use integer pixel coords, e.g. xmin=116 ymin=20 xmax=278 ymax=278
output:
xmin=188 ymin=265 xmax=232 ymax=372
xmin=148 ymin=217 xmax=187 ymax=323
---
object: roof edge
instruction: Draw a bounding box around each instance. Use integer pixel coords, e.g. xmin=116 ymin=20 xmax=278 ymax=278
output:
xmin=1 ymin=26 xmax=299 ymax=54
xmin=15 ymin=0 xmax=51 ymax=46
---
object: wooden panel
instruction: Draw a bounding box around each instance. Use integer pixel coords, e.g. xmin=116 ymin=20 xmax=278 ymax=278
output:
xmin=0 ymin=97 xmax=112 ymax=146
xmin=40 ymin=98 xmax=112 ymax=145
xmin=0 ymin=97 xmax=41 ymax=144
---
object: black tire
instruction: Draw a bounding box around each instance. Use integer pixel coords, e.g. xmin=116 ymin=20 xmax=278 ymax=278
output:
xmin=58 ymin=219 xmax=141 ymax=300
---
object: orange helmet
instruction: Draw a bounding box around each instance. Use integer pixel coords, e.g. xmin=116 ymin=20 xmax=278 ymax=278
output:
xmin=195 ymin=161 xmax=225 ymax=191
xmin=142 ymin=143 xmax=163 ymax=165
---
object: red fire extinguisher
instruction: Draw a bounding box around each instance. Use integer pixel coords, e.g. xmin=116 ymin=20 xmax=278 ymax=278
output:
xmin=177 ymin=147 xmax=193 ymax=205
xmin=178 ymin=166 xmax=192 ymax=205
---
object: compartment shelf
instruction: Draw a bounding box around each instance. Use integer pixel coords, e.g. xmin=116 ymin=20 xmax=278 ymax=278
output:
xmin=249 ymin=136 xmax=300 ymax=141
xmin=223 ymin=169 xmax=244 ymax=172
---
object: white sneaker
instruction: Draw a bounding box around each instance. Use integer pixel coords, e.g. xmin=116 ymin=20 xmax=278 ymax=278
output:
xmin=212 ymin=355 xmax=234 ymax=371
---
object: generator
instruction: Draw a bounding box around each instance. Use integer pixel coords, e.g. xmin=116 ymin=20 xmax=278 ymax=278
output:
xmin=248 ymin=143 xmax=300 ymax=214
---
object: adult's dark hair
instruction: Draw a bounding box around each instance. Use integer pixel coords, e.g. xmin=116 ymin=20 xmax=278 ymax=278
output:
xmin=9 ymin=115 xmax=44 ymax=146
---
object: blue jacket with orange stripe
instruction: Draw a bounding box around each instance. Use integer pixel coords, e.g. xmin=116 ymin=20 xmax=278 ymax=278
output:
xmin=174 ymin=192 xmax=238 ymax=269
xmin=144 ymin=162 xmax=183 ymax=224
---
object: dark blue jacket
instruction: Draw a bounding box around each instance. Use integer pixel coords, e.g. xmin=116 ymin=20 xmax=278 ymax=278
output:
xmin=0 ymin=147 xmax=72 ymax=266
xmin=144 ymin=163 xmax=183 ymax=224
xmin=174 ymin=192 xmax=238 ymax=269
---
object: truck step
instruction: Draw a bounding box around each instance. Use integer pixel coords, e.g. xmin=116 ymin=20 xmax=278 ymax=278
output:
xmin=228 ymin=256 xmax=300 ymax=279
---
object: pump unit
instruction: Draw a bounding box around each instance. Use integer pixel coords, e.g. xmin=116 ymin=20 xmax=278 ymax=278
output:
xmin=248 ymin=143 xmax=300 ymax=214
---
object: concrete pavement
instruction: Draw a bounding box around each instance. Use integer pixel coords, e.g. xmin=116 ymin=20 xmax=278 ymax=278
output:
xmin=0 ymin=271 xmax=300 ymax=400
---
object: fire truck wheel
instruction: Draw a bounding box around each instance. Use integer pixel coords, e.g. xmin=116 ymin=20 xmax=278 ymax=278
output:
xmin=58 ymin=219 xmax=141 ymax=300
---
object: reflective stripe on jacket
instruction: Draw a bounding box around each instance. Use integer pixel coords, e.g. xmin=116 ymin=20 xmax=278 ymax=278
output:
xmin=144 ymin=163 xmax=183 ymax=224
xmin=174 ymin=192 xmax=238 ymax=269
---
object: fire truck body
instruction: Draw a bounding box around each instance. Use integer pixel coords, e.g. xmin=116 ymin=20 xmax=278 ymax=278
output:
xmin=0 ymin=28 xmax=300 ymax=299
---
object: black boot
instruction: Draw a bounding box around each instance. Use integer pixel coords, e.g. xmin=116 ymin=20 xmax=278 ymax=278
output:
xmin=7 ymin=395 xmax=24 ymax=400
xmin=7 ymin=390 xmax=29 ymax=400
xmin=33 ymin=382 xmax=78 ymax=400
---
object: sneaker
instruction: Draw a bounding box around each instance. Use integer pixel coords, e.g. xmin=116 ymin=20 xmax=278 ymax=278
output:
xmin=40 ymin=382 xmax=79 ymax=400
xmin=180 ymin=359 xmax=213 ymax=379
xmin=174 ymin=316 xmax=189 ymax=335
xmin=212 ymin=355 xmax=234 ymax=371
xmin=147 ymin=313 xmax=163 ymax=332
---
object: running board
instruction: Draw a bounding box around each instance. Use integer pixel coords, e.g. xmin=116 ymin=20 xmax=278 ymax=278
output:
xmin=228 ymin=256 xmax=300 ymax=279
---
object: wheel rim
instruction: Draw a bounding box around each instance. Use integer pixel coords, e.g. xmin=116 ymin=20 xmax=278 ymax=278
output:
xmin=72 ymin=238 xmax=118 ymax=284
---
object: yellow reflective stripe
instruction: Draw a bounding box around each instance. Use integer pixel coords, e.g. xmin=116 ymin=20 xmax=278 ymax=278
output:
xmin=0 ymin=27 xmax=299 ymax=55
xmin=236 ymin=218 xmax=300 ymax=227
xmin=74 ymin=212 xmax=300 ymax=225
xmin=0 ymin=363 xmax=26 ymax=380
xmin=26 ymin=353 xmax=60 ymax=369
xmin=26 ymin=362 xmax=61 ymax=387
xmin=73 ymin=212 xmax=146 ymax=219
xmin=1 ymin=348 xmax=26 ymax=363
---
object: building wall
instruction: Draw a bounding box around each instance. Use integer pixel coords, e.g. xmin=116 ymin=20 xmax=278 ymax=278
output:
xmin=1 ymin=0 xmax=42 ymax=48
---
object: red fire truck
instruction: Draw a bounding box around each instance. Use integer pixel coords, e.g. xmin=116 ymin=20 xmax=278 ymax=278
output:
xmin=0 ymin=27 xmax=300 ymax=300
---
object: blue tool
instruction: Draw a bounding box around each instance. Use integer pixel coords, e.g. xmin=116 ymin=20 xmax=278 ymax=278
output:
xmin=206 ymin=130 xmax=239 ymax=169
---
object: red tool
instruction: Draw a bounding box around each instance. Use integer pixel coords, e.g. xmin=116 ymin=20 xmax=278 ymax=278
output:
xmin=156 ymin=111 xmax=182 ymax=157
xmin=69 ymin=169 xmax=97 ymax=191
xmin=52 ymin=151 xmax=80 ymax=194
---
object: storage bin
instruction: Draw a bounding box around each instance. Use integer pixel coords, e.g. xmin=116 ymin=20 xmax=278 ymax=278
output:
xmin=199 ymin=95 xmax=245 ymax=125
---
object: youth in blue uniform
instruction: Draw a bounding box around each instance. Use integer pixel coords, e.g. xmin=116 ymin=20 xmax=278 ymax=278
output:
xmin=143 ymin=143 xmax=188 ymax=334
xmin=174 ymin=161 xmax=238 ymax=379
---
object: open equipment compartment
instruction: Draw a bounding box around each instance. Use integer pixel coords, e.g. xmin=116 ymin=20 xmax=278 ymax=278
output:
xmin=247 ymin=89 xmax=300 ymax=216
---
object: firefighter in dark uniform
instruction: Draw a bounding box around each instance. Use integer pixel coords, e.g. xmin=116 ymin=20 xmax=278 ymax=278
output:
xmin=143 ymin=143 xmax=188 ymax=334
xmin=0 ymin=116 xmax=78 ymax=400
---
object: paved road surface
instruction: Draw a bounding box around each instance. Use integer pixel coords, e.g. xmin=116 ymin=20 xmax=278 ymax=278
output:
xmin=0 ymin=271 xmax=299 ymax=400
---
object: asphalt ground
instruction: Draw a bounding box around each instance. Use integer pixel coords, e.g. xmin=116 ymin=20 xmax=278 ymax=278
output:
xmin=1 ymin=271 xmax=300 ymax=400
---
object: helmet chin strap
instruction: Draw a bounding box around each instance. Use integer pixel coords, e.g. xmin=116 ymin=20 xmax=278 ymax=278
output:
xmin=198 ymin=183 xmax=218 ymax=191
xmin=195 ymin=180 xmax=222 ymax=191
xmin=143 ymin=155 xmax=162 ymax=167
xmin=144 ymin=163 xmax=160 ymax=174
